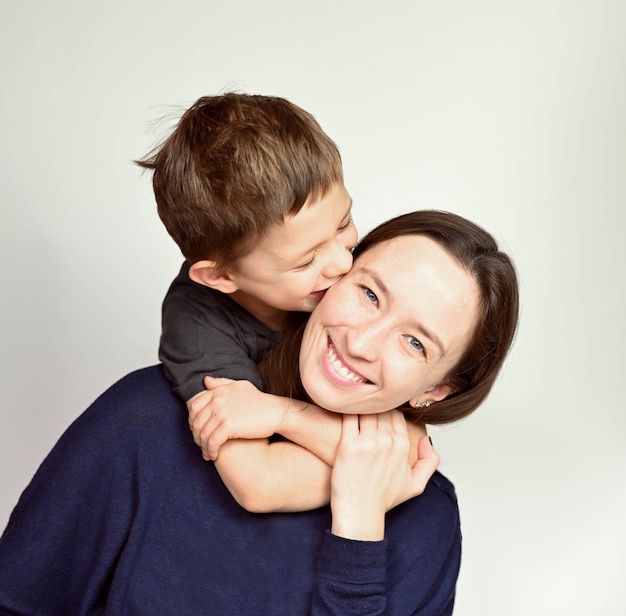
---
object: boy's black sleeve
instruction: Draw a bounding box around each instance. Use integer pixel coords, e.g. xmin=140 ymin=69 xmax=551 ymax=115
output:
xmin=159 ymin=262 xmax=277 ymax=402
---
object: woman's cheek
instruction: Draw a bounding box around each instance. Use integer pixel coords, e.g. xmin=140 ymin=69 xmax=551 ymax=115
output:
xmin=322 ymin=285 xmax=354 ymax=324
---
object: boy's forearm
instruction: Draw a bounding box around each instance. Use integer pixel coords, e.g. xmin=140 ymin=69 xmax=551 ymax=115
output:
xmin=280 ymin=403 xmax=426 ymax=469
xmin=214 ymin=438 xmax=331 ymax=513
xmin=279 ymin=401 xmax=342 ymax=466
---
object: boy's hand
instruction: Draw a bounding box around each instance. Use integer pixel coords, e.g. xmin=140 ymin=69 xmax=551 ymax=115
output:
xmin=187 ymin=376 xmax=289 ymax=461
xmin=330 ymin=411 xmax=439 ymax=541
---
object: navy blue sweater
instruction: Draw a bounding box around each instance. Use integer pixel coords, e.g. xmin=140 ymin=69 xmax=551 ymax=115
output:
xmin=0 ymin=366 xmax=461 ymax=615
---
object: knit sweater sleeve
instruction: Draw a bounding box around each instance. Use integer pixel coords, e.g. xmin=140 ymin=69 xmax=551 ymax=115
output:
xmin=311 ymin=474 xmax=461 ymax=616
xmin=312 ymin=531 xmax=387 ymax=615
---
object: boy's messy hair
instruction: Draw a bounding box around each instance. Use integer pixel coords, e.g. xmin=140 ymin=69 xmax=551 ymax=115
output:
xmin=137 ymin=93 xmax=343 ymax=267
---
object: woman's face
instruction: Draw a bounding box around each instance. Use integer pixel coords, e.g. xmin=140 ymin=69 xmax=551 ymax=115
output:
xmin=299 ymin=234 xmax=480 ymax=414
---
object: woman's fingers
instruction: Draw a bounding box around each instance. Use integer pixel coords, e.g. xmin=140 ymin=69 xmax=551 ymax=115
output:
xmin=340 ymin=413 xmax=360 ymax=441
xmin=409 ymin=435 xmax=440 ymax=492
xmin=331 ymin=411 xmax=411 ymax=541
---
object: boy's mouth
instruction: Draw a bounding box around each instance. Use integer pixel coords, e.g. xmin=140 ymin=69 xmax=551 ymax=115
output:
xmin=310 ymin=289 xmax=328 ymax=301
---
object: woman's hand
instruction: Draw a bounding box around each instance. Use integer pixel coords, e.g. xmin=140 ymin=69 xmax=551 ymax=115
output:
xmin=187 ymin=376 xmax=289 ymax=460
xmin=329 ymin=411 xmax=439 ymax=541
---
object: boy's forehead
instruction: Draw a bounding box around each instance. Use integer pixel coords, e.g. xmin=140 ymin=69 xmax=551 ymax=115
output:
xmin=253 ymin=185 xmax=353 ymax=263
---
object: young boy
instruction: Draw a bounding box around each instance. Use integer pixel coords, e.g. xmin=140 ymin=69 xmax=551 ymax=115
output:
xmin=138 ymin=93 xmax=359 ymax=510
xmin=139 ymin=93 xmax=355 ymax=401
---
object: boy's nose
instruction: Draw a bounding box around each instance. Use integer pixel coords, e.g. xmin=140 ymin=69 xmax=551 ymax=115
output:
xmin=323 ymin=242 xmax=353 ymax=278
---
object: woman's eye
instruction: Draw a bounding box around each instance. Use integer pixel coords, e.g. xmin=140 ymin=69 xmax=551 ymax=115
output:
xmin=363 ymin=287 xmax=378 ymax=304
xmin=408 ymin=336 xmax=424 ymax=353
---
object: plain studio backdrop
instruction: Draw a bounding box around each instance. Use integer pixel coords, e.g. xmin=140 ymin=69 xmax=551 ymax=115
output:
xmin=1 ymin=1 xmax=624 ymax=614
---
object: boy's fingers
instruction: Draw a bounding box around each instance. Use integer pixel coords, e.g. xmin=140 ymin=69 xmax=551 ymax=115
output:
xmin=187 ymin=391 xmax=213 ymax=418
xmin=202 ymin=426 xmax=229 ymax=460
xmin=204 ymin=375 xmax=234 ymax=388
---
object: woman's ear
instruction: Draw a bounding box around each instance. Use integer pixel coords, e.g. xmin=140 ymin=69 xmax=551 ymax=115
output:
xmin=188 ymin=260 xmax=239 ymax=294
xmin=408 ymin=382 xmax=456 ymax=409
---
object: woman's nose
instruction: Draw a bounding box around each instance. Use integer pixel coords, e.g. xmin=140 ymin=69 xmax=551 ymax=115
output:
xmin=344 ymin=317 xmax=383 ymax=362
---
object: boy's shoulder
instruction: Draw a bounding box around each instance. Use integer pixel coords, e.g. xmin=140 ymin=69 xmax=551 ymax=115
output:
xmin=163 ymin=262 xmax=267 ymax=331
xmin=162 ymin=262 xmax=276 ymax=344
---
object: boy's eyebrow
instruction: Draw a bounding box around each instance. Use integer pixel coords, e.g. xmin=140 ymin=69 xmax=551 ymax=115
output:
xmin=328 ymin=198 xmax=353 ymax=227
xmin=359 ymin=266 xmax=447 ymax=358
xmin=290 ymin=198 xmax=353 ymax=262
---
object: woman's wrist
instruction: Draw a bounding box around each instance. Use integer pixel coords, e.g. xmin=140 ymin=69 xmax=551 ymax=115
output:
xmin=330 ymin=504 xmax=386 ymax=541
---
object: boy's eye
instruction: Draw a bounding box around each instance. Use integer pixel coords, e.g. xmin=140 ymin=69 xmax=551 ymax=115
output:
xmin=339 ymin=214 xmax=352 ymax=231
xmin=294 ymin=255 xmax=316 ymax=271
xmin=338 ymin=214 xmax=353 ymax=231
xmin=407 ymin=336 xmax=425 ymax=354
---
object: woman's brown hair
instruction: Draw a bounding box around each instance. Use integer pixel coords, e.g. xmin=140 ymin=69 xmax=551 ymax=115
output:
xmin=260 ymin=210 xmax=519 ymax=424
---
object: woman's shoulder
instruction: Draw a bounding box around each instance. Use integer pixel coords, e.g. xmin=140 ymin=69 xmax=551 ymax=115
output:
xmin=55 ymin=365 xmax=189 ymax=465
xmin=429 ymin=470 xmax=458 ymax=504
xmin=83 ymin=364 xmax=181 ymax=426
xmin=390 ymin=469 xmax=459 ymax=527
xmin=386 ymin=469 xmax=461 ymax=563
xmin=384 ymin=470 xmax=461 ymax=613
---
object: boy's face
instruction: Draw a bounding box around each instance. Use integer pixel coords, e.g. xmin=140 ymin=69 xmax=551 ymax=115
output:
xmin=229 ymin=183 xmax=356 ymax=326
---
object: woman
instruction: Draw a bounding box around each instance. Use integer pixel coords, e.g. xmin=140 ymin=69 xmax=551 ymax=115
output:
xmin=0 ymin=211 xmax=518 ymax=615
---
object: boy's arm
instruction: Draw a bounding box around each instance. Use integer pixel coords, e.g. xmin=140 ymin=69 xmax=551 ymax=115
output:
xmin=188 ymin=379 xmax=338 ymax=511
xmin=192 ymin=376 xmax=428 ymax=467
xmin=190 ymin=376 xmax=342 ymax=465
xmin=213 ymin=439 xmax=332 ymax=512
xmin=210 ymin=425 xmax=435 ymax=514
xmin=189 ymin=378 xmax=432 ymax=513
xmin=159 ymin=265 xmax=339 ymax=511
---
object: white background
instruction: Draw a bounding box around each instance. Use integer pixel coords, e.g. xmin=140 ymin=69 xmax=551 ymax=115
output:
xmin=1 ymin=1 xmax=625 ymax=614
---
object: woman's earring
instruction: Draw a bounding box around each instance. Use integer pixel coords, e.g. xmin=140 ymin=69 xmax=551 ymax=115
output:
xmin=414 ymin=400 xmax=432 ymax=409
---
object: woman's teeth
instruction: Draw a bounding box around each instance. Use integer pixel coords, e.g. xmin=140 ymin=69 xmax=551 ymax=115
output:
xmin=328 ymin=344 xmax=368 ymax=383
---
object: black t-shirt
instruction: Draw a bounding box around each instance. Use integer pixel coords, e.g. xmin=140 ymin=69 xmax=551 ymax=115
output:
xmin=159 ymin=261 xmax=278 ymax=401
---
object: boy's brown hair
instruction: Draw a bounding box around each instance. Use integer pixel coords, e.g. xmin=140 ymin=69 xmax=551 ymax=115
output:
xmin=137 ymin=93 xmax=344 ymax=268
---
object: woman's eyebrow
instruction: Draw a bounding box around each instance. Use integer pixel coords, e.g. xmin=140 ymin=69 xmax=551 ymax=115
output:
xmin=417 ymin=324 xmax=446 ymax=358
xmin=359 ymin=267 xmax=388 ymax=294
xmin=360 ymin=266 xmax=447 ymax=358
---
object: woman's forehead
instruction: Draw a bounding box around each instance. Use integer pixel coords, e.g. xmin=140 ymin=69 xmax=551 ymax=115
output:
xmin=354 ymin=235 xmax=474 ymax=302
xmin=353 ymin=235 xmax=479 ymax=348
xmin=354 ymin=235 xmax=450 ymax=270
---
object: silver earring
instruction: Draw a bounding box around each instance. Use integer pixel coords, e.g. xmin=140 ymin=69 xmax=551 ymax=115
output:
xmin=414 ymin=400 xmax=432 ymax=409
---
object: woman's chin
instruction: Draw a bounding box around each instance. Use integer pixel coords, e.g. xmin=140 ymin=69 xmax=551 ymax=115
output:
xmin=302 ymin=378 xmax=378 ymax=415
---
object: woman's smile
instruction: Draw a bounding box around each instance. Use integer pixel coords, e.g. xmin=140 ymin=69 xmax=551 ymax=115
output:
xmin=324 ymin=338 xmax=372 ymax=386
